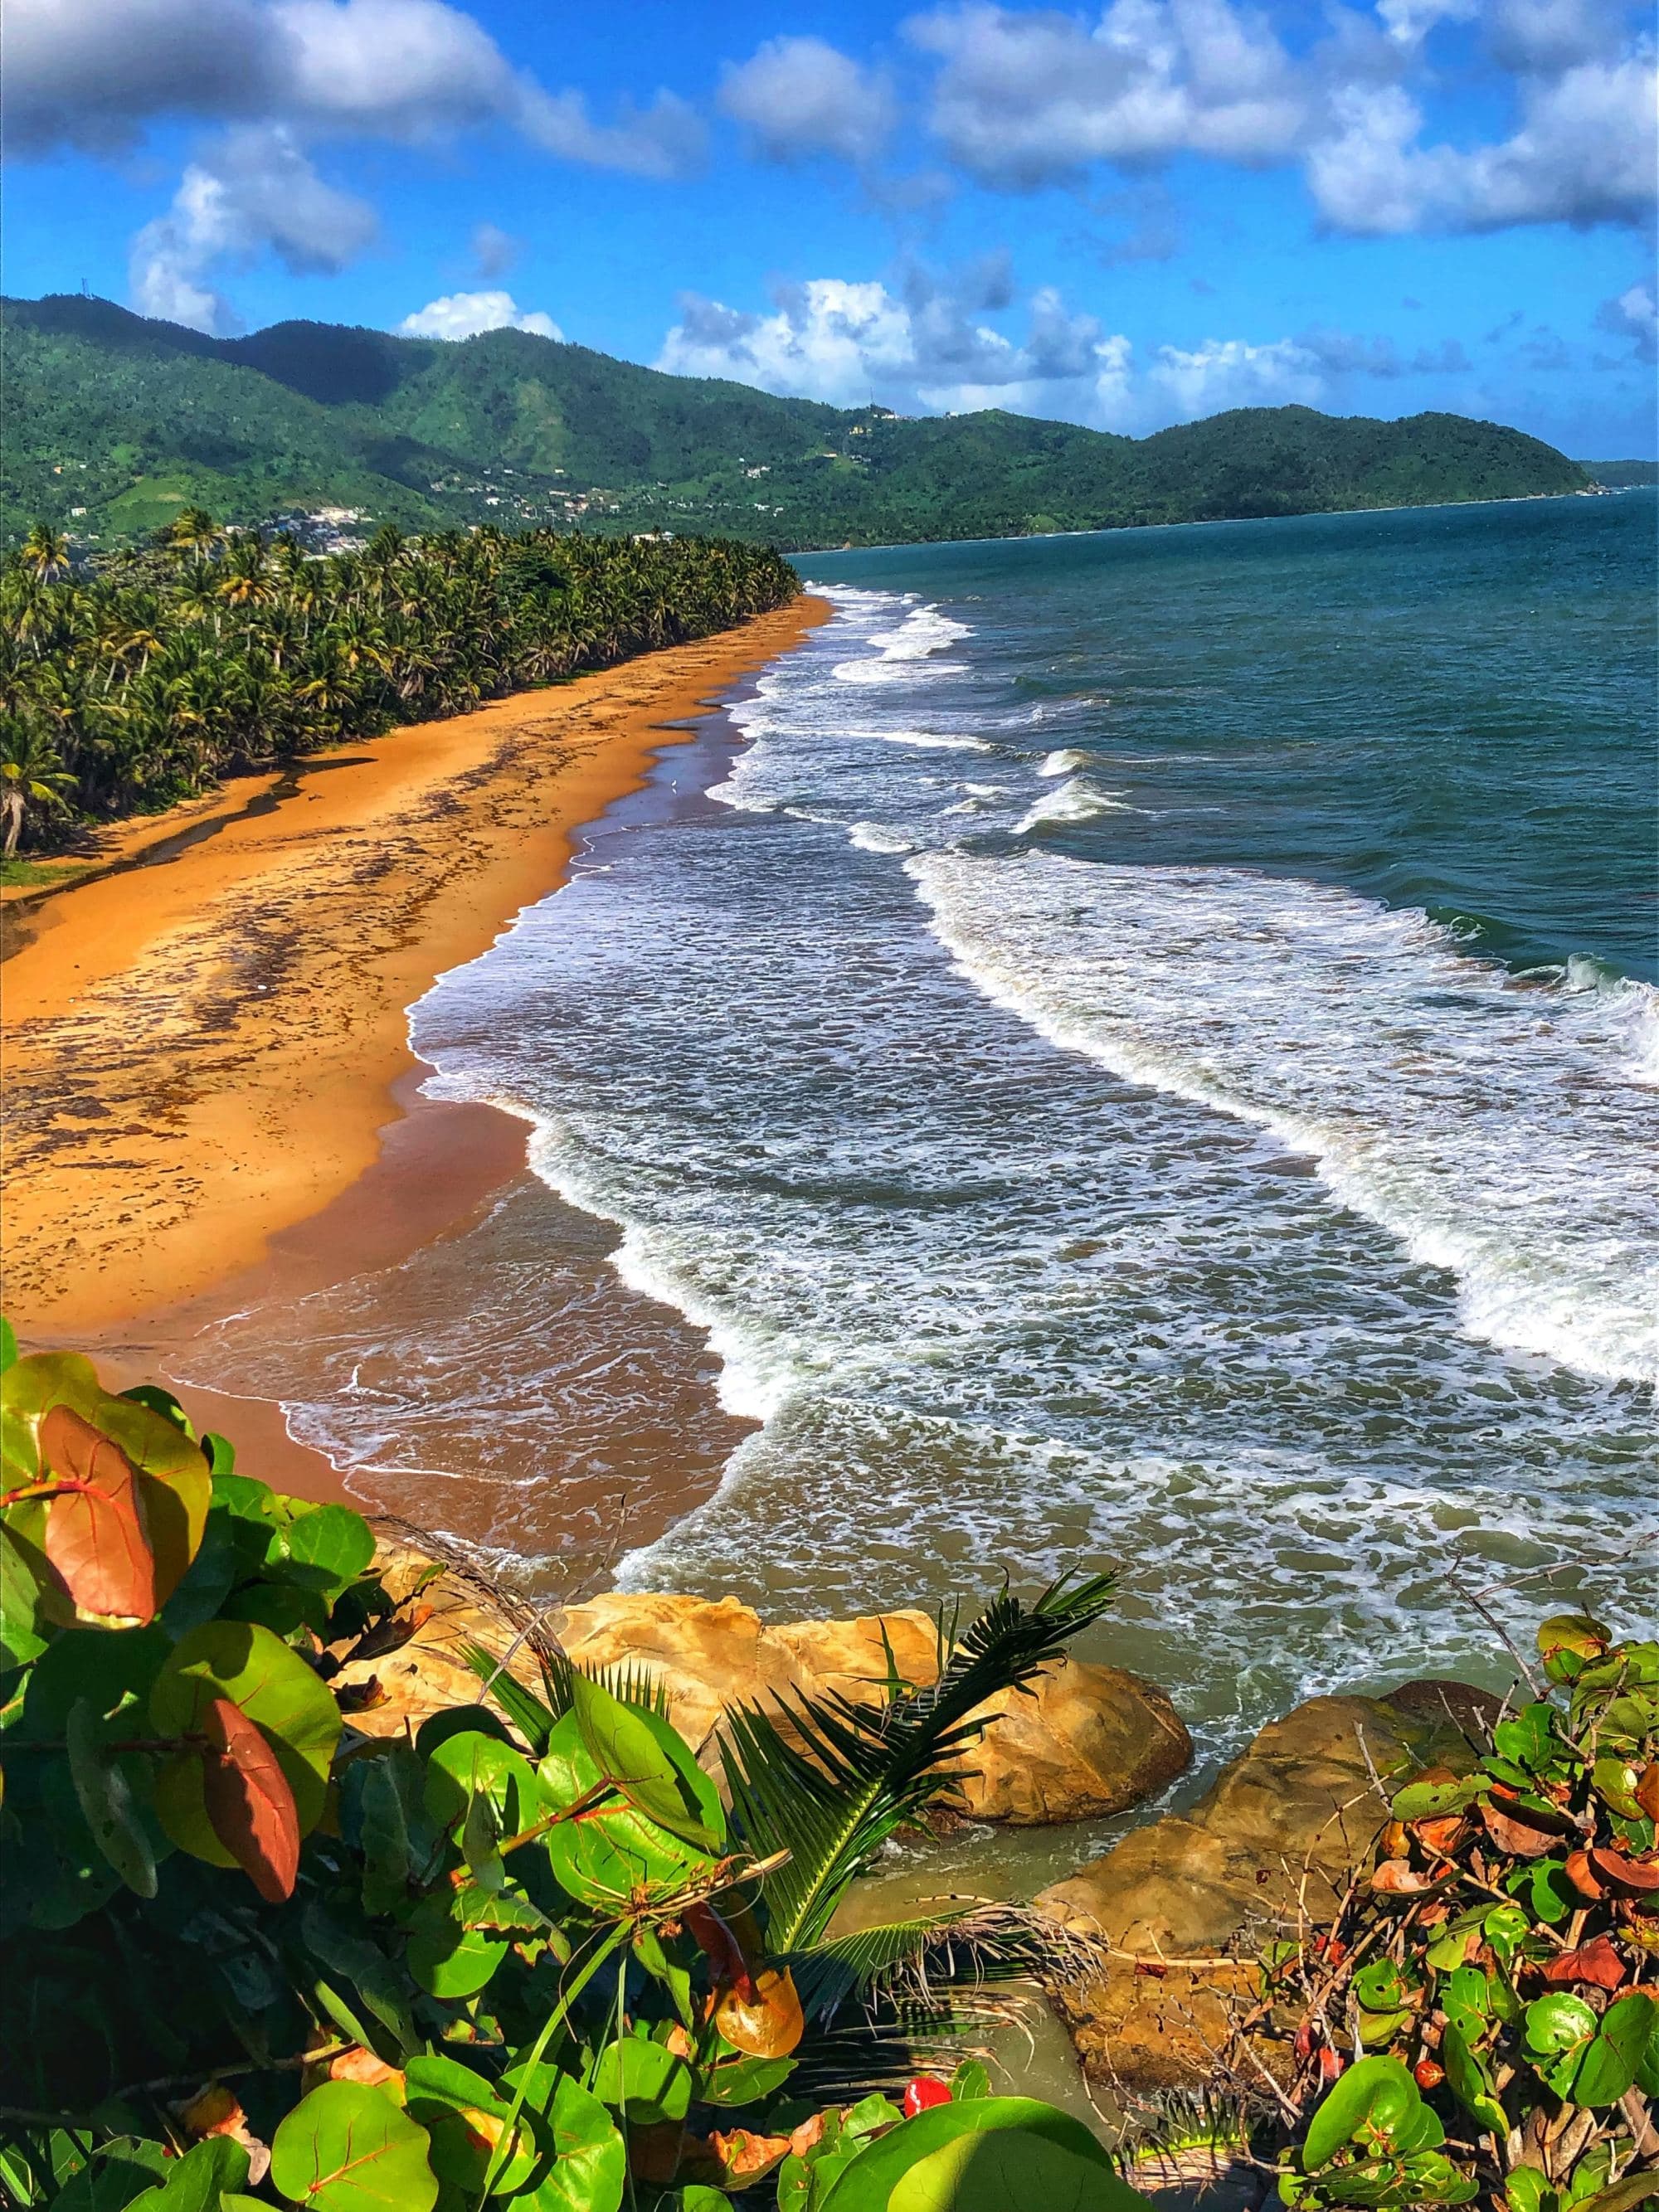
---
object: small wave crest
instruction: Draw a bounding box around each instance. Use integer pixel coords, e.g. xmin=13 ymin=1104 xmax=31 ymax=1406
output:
xmin=1016 ymin=777 xmax=1139 ymax=832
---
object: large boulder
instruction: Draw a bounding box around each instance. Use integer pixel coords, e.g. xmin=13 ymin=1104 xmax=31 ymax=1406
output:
xmin=1034 ymin=1681 xmax=1498 ymax=2090
xmin=338 ymin=1544 xmax=1191 ymax=1830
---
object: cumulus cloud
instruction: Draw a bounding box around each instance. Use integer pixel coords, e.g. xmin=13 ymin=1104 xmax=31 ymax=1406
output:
xmin=129 ymin=124 xmax=377 ymax=332
xmin=906 ymin=0 xmax=1306 ymax=190
xmin=399 ymin=289 xmax=562 ymax=340
xmin=657 ymin=268 xmax=1141 ymax=424
xmin=718 ymin=35 xmax=897 ymax=164
xmin=1595 ymin=280 xmax=1658 ymax=361
xmin=1304 ymin=56 xmax=1657 ymax=232
xmin=893 ymin=0 xmax=1653 ymax=236
xmin=1149 ymin=335 xmax=1325 ymax=412
xmin=3 ymin=0 xmax=275 ymax=153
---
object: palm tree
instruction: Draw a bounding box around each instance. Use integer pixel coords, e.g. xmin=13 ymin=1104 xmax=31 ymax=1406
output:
xmin=19 ymin=523 xmax=71 ymax=582
xmin=165 ymin=507 xmax=221 ymax=561
xmin=0 ymin=715 xmax=76 ymax=855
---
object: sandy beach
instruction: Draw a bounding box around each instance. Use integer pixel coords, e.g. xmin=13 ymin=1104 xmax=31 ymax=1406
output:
xmin=2 ymin=596 xmax=828 ymax=1503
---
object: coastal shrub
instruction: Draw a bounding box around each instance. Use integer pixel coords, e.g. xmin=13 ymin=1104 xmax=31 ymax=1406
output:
xmin=0 ymin=517 xmax=800 ymax=852
xmin=1266 ymin=1615 xmax=1659 ymax=2211
xmin=0 ymin=1322 xmax=1134 ymax=2212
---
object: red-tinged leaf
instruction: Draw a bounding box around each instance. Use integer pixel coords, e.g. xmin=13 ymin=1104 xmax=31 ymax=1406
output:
xmin=1637 ymin=1764 xmax=1659 ymax=1822
xmin=684 ymin=1901 xmax=757 ymax=2001
xmin=1591 ymin=1847 xmax=1659 ymax=1894
xmin=1543 ymin=1935 xmax=1628 ymax=1991
xmin=39 ymin=1405 xmax=156 ymax=1621
xmin=1371 ymin=1858 xmax=1439 ymax=1894
xmin=1480 ymin=1801 xmax=1560 ymax=1859
xmin=1565 ymin=1850 xmax=1606 ymax=1900
xmin=200 ymin=1694 xmax=300 ymax=1902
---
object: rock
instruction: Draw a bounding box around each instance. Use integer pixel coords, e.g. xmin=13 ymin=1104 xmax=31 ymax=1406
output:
xmin=338 ymin=1541 xmax=1192 ymax=1831
xmin=1034 ymin=1683 xmax=1496 ymax=2091
xmin=951 ymin=1660 xmax=1193 ymax=1826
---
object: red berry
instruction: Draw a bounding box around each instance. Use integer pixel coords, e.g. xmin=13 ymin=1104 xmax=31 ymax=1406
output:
xmin=1317 ymin=2047 xmax=1345 ymax=2083
xmin=902 ymin=2077 xmax=952 ymax=2118
xmin=1414 ymin=2060 xmax=1445 ymax=2090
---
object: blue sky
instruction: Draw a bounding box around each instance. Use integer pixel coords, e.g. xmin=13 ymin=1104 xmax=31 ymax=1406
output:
xmin=9 ymin=0 xmax=1657 ymax=454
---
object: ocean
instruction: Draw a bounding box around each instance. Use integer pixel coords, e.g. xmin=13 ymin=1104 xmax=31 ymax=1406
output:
xmin=184 ymin=489 xmax=1657 ymax=1760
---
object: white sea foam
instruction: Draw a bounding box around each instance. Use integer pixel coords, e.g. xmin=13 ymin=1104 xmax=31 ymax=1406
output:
xmin=848 ymin=822 xmax=917 ymax=853
xmin=909 ymin=850 xmax=1659 ymax=1386
xmin=1015 ymin=777 xmax=1138 ymax=831
xmin=1039 ymin=747 xmax=1095 ymax=777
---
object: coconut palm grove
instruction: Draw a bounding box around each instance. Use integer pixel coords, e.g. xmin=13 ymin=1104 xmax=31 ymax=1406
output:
xmin=0 ymin=514 xmax=797 ymax=856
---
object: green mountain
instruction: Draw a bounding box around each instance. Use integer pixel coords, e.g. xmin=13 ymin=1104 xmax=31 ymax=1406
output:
xmin=5 ymin=293 xmax=1589 ymax=552
xmin=1579 ymin=459 xmax=1659 ymax=487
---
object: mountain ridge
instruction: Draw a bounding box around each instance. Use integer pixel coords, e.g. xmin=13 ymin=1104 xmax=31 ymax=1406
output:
xmin=4 ymin=293 xmax=1591 ymax=550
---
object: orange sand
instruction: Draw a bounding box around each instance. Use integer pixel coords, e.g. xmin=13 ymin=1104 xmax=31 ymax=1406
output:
xmin=1 ymin=600 xmax=830 ymax=1377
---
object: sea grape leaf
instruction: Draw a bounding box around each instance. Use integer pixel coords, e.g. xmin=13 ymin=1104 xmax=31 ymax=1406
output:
xmin=1440 ymin=2025 xmax=1506 ymax=2137
xmin=355 ymin=1745 xmax=426 ymax=1913
xmin=1571 ymin=1992 xmax=1657 ymax=2107
xmin=299 ymin=1902 xmax=416 ymax=2053
xmin=589 ymin=2037 xmax=692 ymax=2125
xmin=696 ymin=2055 xmax=797 ymax=2107
xmin=538 ymin=1712 xmax=720 ymax=1909
xmin=714 ymin=1966 xmax=805 ymax=2059
xmin=404 ymin=2054 xmax=537 ymax=2195
xmin=1 ymin=1354 xmax=209 ymax=1607
xmin=406 ymin=1890 xmax=509 ymax=1999
xmin=197 ymin=1691 xmax=303 ymax=1900
xmin=496 ymin=2072 xmax=624 ymax=2212
xmin=422 ymin=1729 xmax=540 ymax=1843
xmin=567 ymin=1669 xmax=724 ymax=1851
xmin=281 ymin=1503 xmax=376 ymax=1600
xmin=149 ymin=1621 xmax=339 ymax=1869
xmin=66 ymin=1697 xmax=158 ymax=1898
xmin=1302 ymin=2059 xmax=1419 ymax=2171
xmin=39 ymin=1407 xmax=156 ymax=1623
xmin=815 ymin=2099 xmax=1118 ymax=2212
xmin=0 ymin=1318 xmax=16 ymax=1373
xmin=0 ymin=1519 xmax=48 ymax=1671
xmin=887 ymin=2129 xmax=1136 ymax=2212
xmin=270 ymin=2081 xmax=437 ymax=2212
xmin=124 ymin=2136 xmax=250 ymax=2212
xmin=50 ymin=2140 xmax=173 ymax=2212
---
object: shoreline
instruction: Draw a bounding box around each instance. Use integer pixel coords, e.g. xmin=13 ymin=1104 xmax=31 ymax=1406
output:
xmin=2 ymin=597 xmax=829 ymax=1504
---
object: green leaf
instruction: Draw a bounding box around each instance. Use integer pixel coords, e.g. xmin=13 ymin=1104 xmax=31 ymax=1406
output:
xmin=422 ymin=1728 xmax=540 ymax=1841
xmin=125 ymin=2137 xmax=249 ymax=2212
xmin=0 ymin=1518 xmax=49 ymax=1671
xmin=47 ymin=2140 xmax=172 ymax=2212
xmin=696 ymin=2054 xmax=798 ymax=2107
xmin=951 ymin=2059 xmax=994 ymax=2102
xmin=1573 ymin=1992 xmax=1657 ymax=2108
xmin=403 ymin=2054 xmax=536 ymax=2196
xmin=356 ymin=1744 xmax=423 ymax=1913
xmin=1302 ymin=2059 xmax=1420 ymax=2172
xmin=281 ymin=1503 xmax=375 ymax=1599
xmin=1524 ymin=1992 xmax=1600 ymax=2098
xmin=567 ymin=1667 xmax=724 ymax=1851
xmin=1391 ymin=1777 xmax=1481 ymax=1821
xmin=815 ymin=2099 xmax=1122 ymax=2212
xmin=1505 ymin=2171 xmax=1559 ymax=2212
xmin=0 ymin=1317 xmax=17 ymax=1373
xmin=1571 ymin=2175 xmax=1659 ymax=2212
xmin=406 ymin=1891 xmax=510 ymax=1999
xmin=270 ymin=2082 xmax=438 ymax=2212
xmin=719 ymin=1575 xmax=1116 ymax=1957
xmin=497 ymin=2073 xmax=624 ymax=2212
xmin=1440 ymin=2025 xmax=1506 ymax=2137
xmin=538 ymin=1712 xmax=719 ymax=1910
xmin=66 ymin=1697 xmax=157 ymax=1897
xmin=299 ymin=1902 xmax=416 ymax=2054
xmin=589 ymin=2035 xmax=692 ymax=2125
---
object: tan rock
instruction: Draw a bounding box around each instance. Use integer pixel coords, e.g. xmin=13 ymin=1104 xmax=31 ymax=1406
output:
xmin=338 ymin=1545 xmax=1192 ymax=1834
xmin=1035 ymin=1680 xmax=1497 ymax=2091
xmin=952 ymin=1659 xmax=1193 ymax=1826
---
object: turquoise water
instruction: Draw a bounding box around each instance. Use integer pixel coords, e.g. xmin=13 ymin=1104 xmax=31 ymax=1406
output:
xmin=189 ymin=491 xmax=1657 ymax=1753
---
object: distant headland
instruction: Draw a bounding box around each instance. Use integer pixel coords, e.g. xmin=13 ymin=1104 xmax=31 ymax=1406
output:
xmin=3 ymin=291 xmax=1598 ymax=553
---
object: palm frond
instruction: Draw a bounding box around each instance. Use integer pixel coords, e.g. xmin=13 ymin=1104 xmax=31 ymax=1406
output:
xmin=719 ymin=1573 xmax=1115 ymax=1957
xmin=459 ymin=1640 xmax=669 ymax=1754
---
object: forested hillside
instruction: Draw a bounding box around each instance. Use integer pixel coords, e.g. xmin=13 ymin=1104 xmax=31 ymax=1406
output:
xmin=5 ymin=294 xmax=1589 ymax=551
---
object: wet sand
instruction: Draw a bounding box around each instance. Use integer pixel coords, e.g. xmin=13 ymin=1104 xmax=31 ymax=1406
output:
xmin=2 ymin=599 xmax=828 ymax=1510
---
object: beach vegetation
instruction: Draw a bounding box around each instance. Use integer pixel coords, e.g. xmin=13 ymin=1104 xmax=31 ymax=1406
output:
xmin=0 ymin=1328 xmax=1133 ymax=2211
xmin=0 ymin=518 xmax=798 ymax=853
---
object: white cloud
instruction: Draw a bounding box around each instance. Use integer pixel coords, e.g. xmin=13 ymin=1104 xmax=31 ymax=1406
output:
xmin=3 ymin=0 xmax=275 ymax=153
xmin=1150 ymin=334 xmax=1326 ymax=411
xmin=718 ymin=35 xmax=898 ymax=164
xmin=657 ymin=269 xmax=1138 ymax=423
xmin=129 ymin=124 xmax=377 ymax=333
xmin=1595 ymin=280 xmax=1658 ymax=362
xmin=906 ymin=0 xmax=1306 ymax=189
xmin=398 ymin=289 xmax=562 ymax=341
xmin=1305 ymin=56 xmax=1657 ymax=232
